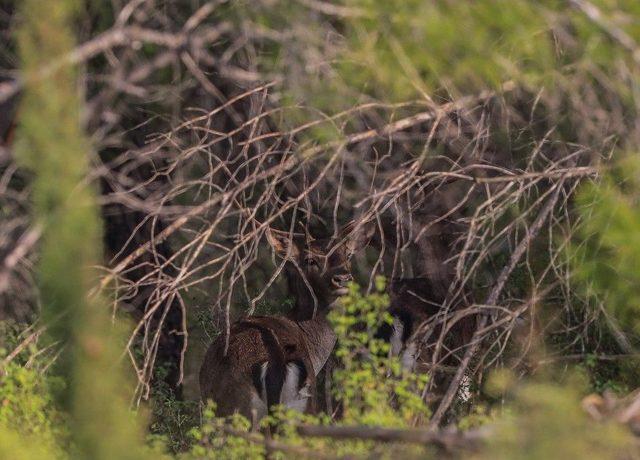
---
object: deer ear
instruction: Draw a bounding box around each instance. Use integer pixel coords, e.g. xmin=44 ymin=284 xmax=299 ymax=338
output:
xmin=266 ymin=228 xmax=300 ymax=259
xmin=343 ymin=220 xmax=375 ymax=256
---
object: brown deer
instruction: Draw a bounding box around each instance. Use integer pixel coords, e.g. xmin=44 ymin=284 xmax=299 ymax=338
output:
xmin=199 ymin=222 xmax=372 ymax=423
xmin=370 ymin=204 xmax=475 ymax=397
xmin=376 ymin=277 xmax=475 ymax=402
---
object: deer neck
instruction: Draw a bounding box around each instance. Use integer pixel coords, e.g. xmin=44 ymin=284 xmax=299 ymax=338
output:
xmin=285 ymin=264 xmax=331 ymax=321
xmin=297 ymin=315 xmax=336 ymax=376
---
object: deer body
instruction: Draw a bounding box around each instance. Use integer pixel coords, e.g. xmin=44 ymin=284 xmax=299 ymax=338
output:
xmin=199 ymin=315 xmax=335 ymax=420
xmin=199 ymin=222 xmax=371 ymax=421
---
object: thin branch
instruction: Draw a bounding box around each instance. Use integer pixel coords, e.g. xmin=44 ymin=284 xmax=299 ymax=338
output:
xmin=430 ymin=181 xmax=564 ymax=427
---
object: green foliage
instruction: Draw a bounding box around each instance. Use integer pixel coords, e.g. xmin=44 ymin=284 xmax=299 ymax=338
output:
xmin=329 ymin=277 xmax=430 ymax=426
xmin=340 ymin=0 xmax=636 ymax=99
xmin=341 ymin=0 xmax=556 ymax=99
xmin=0 ymin=428 xmax=58 ymax=460
xmin=0 ymin=362 xmax=67 ymax=458
xmin=0 ymin=340 xmax=68 ymax=459
xmin=484 ymin=372 xmax=635 ymax=460
xmin=570 ymin=156 xmax=640 ymax=334
xmin=567 ymin=155 xmax=640 ymax=398
xmin=238 ymin=0 xmax=640 ymax=119
xmin=184 ymin=403 xmax=264 ymax=460
xmin=366 ymin=0 xmax=636 ymax=97
xmin=457 ymin=404 xmax=496 ymax=431
xmin=575 ymin=353 xmax=640 ymax=395
xmin=12 ymin=0 xmax=153 ymax=458
xmin=149 ymin=377 xmax=198 ymax=453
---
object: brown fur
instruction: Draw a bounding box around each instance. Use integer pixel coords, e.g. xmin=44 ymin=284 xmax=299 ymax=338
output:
xmin=199 ymin=316 xmax=318 ymax=419
xmin=199 ymin=222 xmax=371 ymax=420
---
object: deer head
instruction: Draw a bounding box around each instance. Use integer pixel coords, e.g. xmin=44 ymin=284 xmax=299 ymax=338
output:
xmin=266 ymin=220 xmax=373 ymax=321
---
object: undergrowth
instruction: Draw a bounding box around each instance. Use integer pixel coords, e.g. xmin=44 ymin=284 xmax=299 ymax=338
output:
xmin=2 ymin=277 xmax=640 ymax=458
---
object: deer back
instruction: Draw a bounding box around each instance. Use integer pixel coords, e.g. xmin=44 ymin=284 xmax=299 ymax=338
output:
xmin=199 ymin=314 xmax=334 ymax=421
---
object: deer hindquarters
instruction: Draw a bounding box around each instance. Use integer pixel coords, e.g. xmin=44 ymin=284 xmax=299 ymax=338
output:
xmin=252 ymin=359 xmax=312 ymax=415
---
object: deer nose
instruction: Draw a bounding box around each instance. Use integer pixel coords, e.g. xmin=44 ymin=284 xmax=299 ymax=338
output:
xmin=332 ymin=274 xmax=353 ymax=287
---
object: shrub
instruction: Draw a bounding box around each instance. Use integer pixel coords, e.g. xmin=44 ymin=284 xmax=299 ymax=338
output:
xmin=0 ymin=326 xmax=68 ymax=459
xmin=484 ymin=372 xmax=635 ymax=460
xmin=188 ymin=279 xmax=431 ymax=458
xmin=329 ymin=277 xmax=430 ymax=426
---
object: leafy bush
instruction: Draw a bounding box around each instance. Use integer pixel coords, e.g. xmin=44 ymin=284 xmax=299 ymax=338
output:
xmin=240 ymin=0 xmax=640 ymax=110
xmin=148 ymin=377 xmax=199 ymax=453
xmin=329 ymin=277 xmax=430 ymax=426
xmin=184 ymin=404 xmax=264 ymax=460
xmin=0 ymin=321 xmax=68 ymax=459
xmin=0 ymin=363 xmax=67 ymax=458
xmin=485 ymin=372 xmax=635 ymax=460
xmin=570 ymin=156 xmax=640 ymax=334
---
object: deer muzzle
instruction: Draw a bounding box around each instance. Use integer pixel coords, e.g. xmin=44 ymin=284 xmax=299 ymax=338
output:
xmin=331 ymin=274 xmax=353 ymax=296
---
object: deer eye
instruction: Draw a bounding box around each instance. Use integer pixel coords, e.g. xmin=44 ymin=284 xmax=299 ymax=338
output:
xmin=304 ymin=257 xmax=318 ymax=267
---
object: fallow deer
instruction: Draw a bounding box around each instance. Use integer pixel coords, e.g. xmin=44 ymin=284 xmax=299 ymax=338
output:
xmin=377 ymin=278 xmax=471 ymax=369
xmin=199 ymin=222 xmax=372 ymax=423
xmin=369 ymin=205 xmax=475 ymax=396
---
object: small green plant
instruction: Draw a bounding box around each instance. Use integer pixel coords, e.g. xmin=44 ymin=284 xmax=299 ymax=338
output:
xmin=185 ymin=403 xmax=264 ymax=460
xmin=149 ymin=378 xmax=199 ymax=453
xmin=0 ymin=362 xmax=67 ymax=458
xmin=329 ymin=277 xmax=431 ymax=426
xmin=458 ymin=404 xmax=495 ymax=431
xmin=0 ymin=322 xmax=68 ymax=459
xmin=576 ymin=354 xmax=635 ymax=396
xmin=570 ymin=156 xmax=640 ymax=335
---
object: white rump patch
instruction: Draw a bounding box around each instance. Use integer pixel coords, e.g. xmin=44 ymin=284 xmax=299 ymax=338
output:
xmin=390 ymin=316 xmax=417 ymax=371
xmin=401 ymin=341 xmax=417 ymax=371
xmin=390 ymin=317 xmax=404 ymax=357
xmin=280 ymin=363 xmax=310 ymax=413
xmin=250 ymin=362 xmax=269 ymax=422
xmin=258 ymin=362 xmax=268 ymax=403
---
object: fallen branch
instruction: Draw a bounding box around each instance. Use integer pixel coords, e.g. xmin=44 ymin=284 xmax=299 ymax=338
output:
xmin=297 ymin=425 xmax=488 ymax=451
